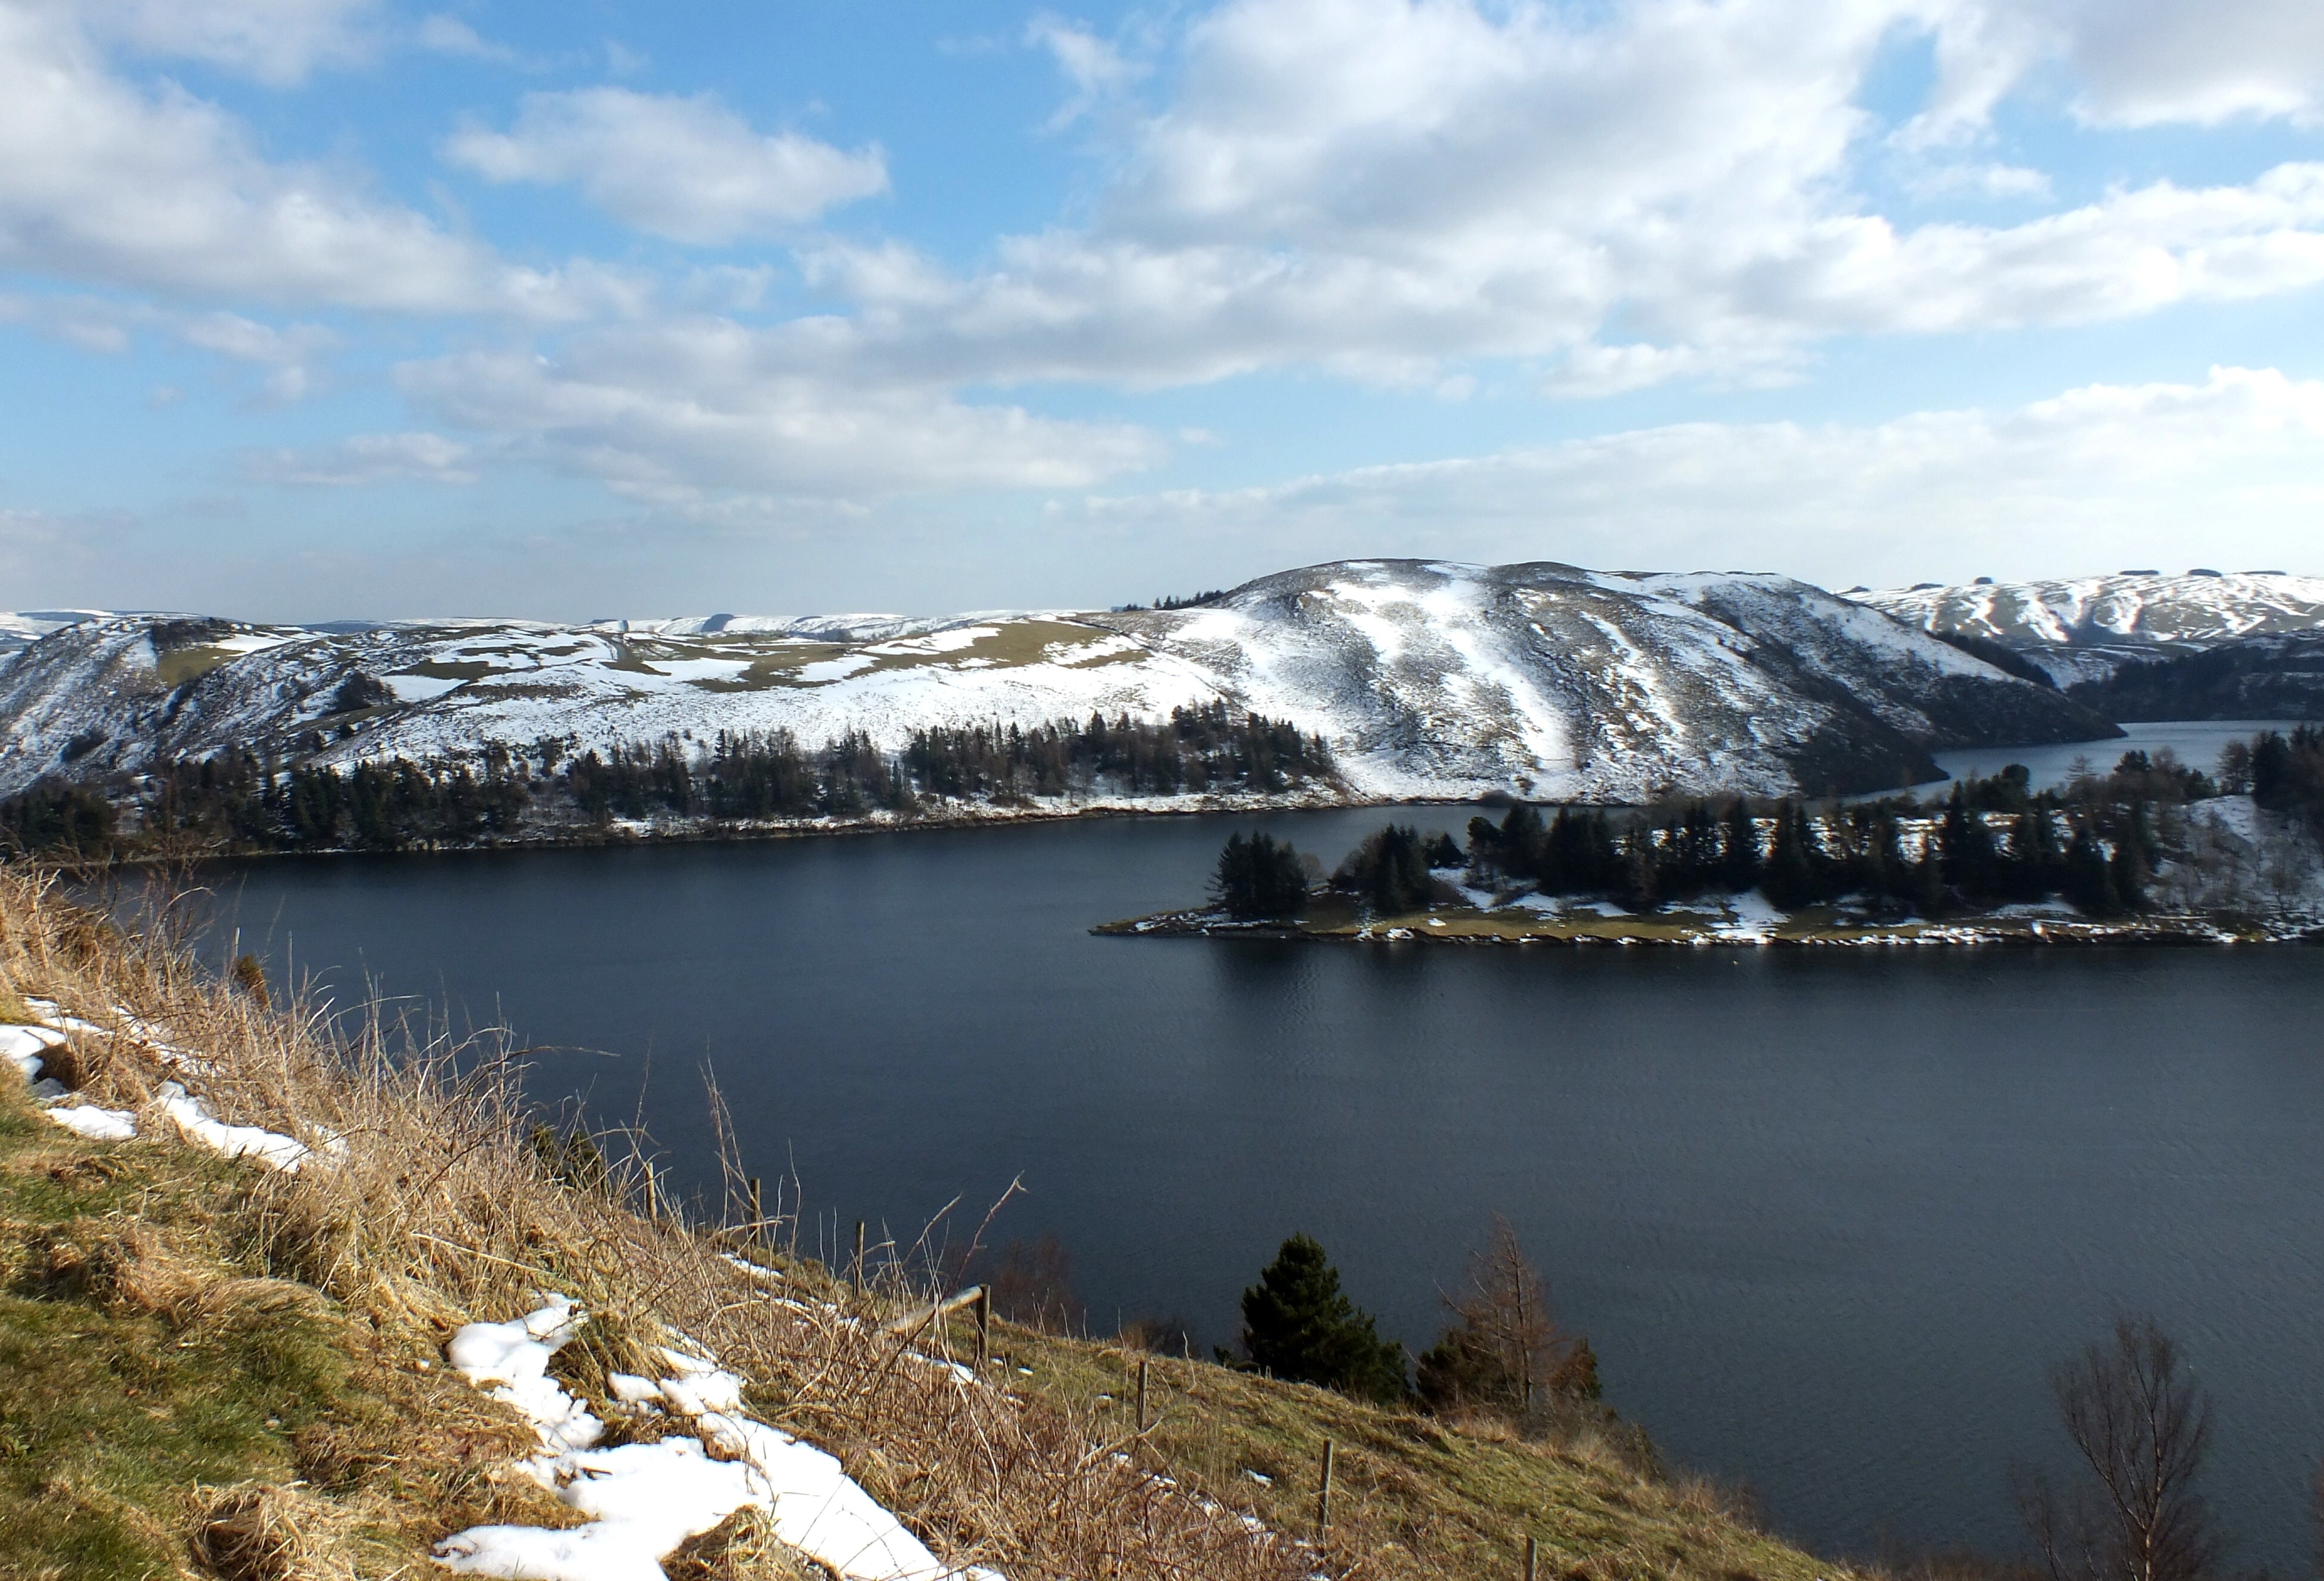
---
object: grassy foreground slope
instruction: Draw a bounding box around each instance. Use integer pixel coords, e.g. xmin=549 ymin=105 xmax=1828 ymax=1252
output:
xmin=0 ymin=871 xmax=1863 ymax=1581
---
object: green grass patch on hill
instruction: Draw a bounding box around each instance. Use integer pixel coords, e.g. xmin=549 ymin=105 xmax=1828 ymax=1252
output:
xmin=0 ymin=1084 xmax=558 ymax=1580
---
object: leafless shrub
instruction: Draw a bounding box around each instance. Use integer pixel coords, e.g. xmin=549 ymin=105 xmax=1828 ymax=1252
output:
xmin=1417 ymin=1215 xmax=1597 ymax=1423
xmin=984 ymin=1233 xmax=1086 ymax=1336
xmin=2017 ymin=1318 xmax=2219 ymax=1581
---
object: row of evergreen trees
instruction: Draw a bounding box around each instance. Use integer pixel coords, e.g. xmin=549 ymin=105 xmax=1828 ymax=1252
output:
xmin=0 ymin=706 xmax=1336 ymax=857
xmin=1206 ymin=751 xmax=2203 ymax=922
xmin=2223 ymin=726 xmax=2324 ymax=833
xmin=137 ymin=748 xmax=532 ymax=853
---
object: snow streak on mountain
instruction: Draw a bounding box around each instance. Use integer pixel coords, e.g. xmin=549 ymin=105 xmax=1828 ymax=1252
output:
xmin=0 ymin=561 xmax=2114 ymax=801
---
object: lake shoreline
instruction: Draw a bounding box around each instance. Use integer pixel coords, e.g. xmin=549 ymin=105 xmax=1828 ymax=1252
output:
xmin=1096 ymin=904 xmax=2324 ymax=947
xmin=89 ymin=785 xmax=1394 ymax=867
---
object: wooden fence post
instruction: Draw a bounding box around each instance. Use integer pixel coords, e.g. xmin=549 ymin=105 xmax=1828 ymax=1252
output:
xmin=1526 ymin=1533 xmax=1539 ymax=1581
xmin=853 ymin=1220 xmax=866 ymax=1292
xmin=1317 ymin=1440 xmax=1334 ymax=1538
xmin=976 ymin=1285 xmax=991 ymax=1363
xmin=1136 ymin=1353 xmax=1151 ymax=1433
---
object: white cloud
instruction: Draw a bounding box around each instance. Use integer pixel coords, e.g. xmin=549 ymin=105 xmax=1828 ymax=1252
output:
xmin=1922 ymin=0 xmax=2324 ymax=133
xmin=0 ymin=2 xmax=635 ymax=316
xmin=444 ymin=87 xmax=889 ymax=243
xmin=1073 ymin=367 xmax=2324 ymax=584
xmin=416 ymin=12 xmax=521 ymax=64
xmin=784 ymin=0 xmax=2324 ymax=396
xmin=77 ymin=0 xmax=381 ymax=83
xmin=247 ymin=431 xmax=478 ymax=485
xmin=0 ymin=292 xmax=336 ymax=394
xmin=1027 ymin=14 xmax=1142 ymax=128
xmin=393 ymin=319 xmax=1166 ymax=499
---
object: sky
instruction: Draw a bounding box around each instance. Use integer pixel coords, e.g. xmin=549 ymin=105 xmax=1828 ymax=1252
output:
xmin=1 ymin=0 xmax=2322 ymax=620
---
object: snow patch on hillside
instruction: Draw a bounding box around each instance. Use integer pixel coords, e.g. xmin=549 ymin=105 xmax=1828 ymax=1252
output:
xmin=436 ymin=1297 xmax=999 ymax=1581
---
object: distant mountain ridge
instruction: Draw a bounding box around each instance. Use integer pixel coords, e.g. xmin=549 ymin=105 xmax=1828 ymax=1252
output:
xmin=1850 ymin=571 xmax=2324 ymax=714
xmin=0 ymin=560 xmax=2116 ymax=804
xmin=1854 ymin=570 xmax=2324 ymax=661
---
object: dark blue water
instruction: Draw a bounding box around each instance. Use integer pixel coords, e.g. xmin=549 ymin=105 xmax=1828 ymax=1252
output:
xmin=200 ymin=806 xmax=2324 ymax=1569
xmin=1928 ymin=719 xmax=2304 ymax=793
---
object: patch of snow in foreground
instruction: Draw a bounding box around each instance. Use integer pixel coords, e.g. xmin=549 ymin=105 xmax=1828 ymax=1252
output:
xmin=436 ymin=1297 xmax=1003 ymax=1581
xmin=45 ymin=1103 xmax=136 ymax=1141
xmin=3 ymin=1009 xmax=304 ymax=1157
xmin=0 ymin=1023 xmax=65 ymax=1080
xmin=154 ymin=1081 xmax=311 ymax=1172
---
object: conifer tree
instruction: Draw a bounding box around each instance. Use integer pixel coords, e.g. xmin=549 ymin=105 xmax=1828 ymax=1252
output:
xmin=1760 ymin=802 xmax=1819 ymax=909
xmin=1941 ymin=786 xmax=2000 ymax=899
xmin=1240 ymin=1234 xmax=1409 ymax=1403
xmin=1211 ymin=832 xmax=1310 ymax=918
xmin=2108 ymin=829 xmax=2149 ymax=912
xmin=1335 ymin=824 xmax=1433 ymax=914
xmin=1911 ymin=850 xmax=1947 ymax=917
xmin=1720 ymin=799 xmax=1761 ymax=889
xmin=2061 ymin=825 xmax=2119 ymax=914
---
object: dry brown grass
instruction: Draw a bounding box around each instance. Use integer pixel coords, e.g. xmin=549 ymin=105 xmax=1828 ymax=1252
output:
xmin=0 ymin=867 xmax=1307 ymax=1580
xmin=189 ymin=1482 xmax=355 ymax=1581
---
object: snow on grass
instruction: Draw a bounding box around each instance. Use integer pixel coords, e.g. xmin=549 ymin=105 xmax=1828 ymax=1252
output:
xmin=44 ymin=1103 xmax=138 ymax=1141
xmin=153 ymin=1080 xmax=311 ymax=1172
xmin=634 ymin=658 xmax=756 ymax=684
xmin=0 ymin=1023 xmax=65 ymax=1080
xmin=438 ymin=1299 xmax=1002 ymax=1581
xmin=864 ymin=626 xmax=1000 ymax=658
xmin=1 ymin=999 xmax=315 ymax=1167
xmin=386 ymin=673 xmax=469 ymax=704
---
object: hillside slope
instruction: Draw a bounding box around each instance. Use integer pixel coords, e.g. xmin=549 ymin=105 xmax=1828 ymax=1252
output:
xmin=0 ymin=561 xmax=2113 ymax=802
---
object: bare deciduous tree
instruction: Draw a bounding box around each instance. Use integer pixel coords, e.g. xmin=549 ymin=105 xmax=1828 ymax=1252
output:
xmin=1417 ymin=1215 xmax=1596 ymax=1420
xmin=2018 ymin=1317 xmax=2219 ymax=1581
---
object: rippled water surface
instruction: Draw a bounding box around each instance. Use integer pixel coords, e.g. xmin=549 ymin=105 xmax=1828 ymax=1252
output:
xmin=205 ymin=800 xmax=2324 ymax=1567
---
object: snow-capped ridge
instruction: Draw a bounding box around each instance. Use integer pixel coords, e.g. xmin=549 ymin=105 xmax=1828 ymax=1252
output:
xmin=0 ymin=559 xmax=2114 ymax=802
xmin=1856 ymin=572 xmax=2324 ymax=650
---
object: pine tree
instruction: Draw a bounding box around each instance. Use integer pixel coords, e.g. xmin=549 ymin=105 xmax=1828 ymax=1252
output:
xmin=2061 ymin=825 xmax=2119 ymax=914
xmin=2108 ymin=830 xmax=2148 ymax=912
xmin=1211 ymin=832 xmax=1310 ymax=919
xmin=1940 ymin=786 xmax=2000 ymax=900
xmin=1720 ymin=799 xmax=1762 ymax=890
xmin=1760 ymin=803 xmax=1820 ymax=909
xmin=1912 ymin=850 xmax=1947 ymax=917
xmin=1335 ymin=825 xmax=1433 ymax=914
xmin=1240 ymin=1234 xmax=1409 ymax=1403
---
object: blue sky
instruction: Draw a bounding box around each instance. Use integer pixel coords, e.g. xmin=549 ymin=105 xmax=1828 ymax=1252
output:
xmin=2 ymin=0 xmax=2322 ymax=619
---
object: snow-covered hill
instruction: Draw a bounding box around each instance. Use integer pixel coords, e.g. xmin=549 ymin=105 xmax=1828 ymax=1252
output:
xmin=1856 ymin=571 xmax=2324 ymax=657
xmin=0 ymin=560 xmax=2115 ymax=801
xmin=0 ymin=609 xmax=111 ymax=658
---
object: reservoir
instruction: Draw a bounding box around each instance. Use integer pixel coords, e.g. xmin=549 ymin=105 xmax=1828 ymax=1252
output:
xmin=201 ymin=749 xmax=2324 ymax=1569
